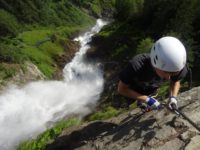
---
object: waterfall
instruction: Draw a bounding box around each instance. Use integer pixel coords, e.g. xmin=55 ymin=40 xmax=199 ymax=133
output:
xmin=0 ymin=19 xmax=108 ymax=150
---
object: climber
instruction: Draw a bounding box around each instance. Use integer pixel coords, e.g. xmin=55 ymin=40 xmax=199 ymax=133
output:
xmin=118 ymin=36 xmax=188 ymax=111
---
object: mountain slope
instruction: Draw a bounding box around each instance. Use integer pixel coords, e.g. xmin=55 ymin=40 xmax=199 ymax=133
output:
xmin=0 ymin=0 xmax=115 ymax=80
xmin=45 ymin=87 xmax=200 ymax=150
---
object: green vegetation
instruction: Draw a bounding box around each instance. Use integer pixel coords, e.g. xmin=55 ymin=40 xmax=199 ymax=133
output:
xmin=157 ymin=83 xmax=170 ymax=99
xmin=114 ymin=0 xmax=144 ymax=21
xmin=0 ymin=63 xmax=17 ymax=79
xmin=18 ymin=118 xmax=81 ymax=150
xmin=18 ymin=30 xmax=52 ymax=46
xmin=0 ymin=1 xmax=95 ymax=33
xmin=87 ymin=106 xmax=122 ymax=121
xmin=135 ymin=37 xmax=153 ymax=54
xmin=0 ymin=0 xmax=115 ymax=79
xmin=70 ymin=0 xmax=115 ymax=17
xmin=0 ymin=9 xmax=19 ymax=37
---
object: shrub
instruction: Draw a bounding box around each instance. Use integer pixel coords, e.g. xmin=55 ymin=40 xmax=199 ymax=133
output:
xmin=136 ymin=37 xmax=153 ymax=54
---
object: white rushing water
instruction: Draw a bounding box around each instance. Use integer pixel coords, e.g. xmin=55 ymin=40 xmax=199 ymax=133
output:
xmin=0 ymin=19 xmax=108 ymax=150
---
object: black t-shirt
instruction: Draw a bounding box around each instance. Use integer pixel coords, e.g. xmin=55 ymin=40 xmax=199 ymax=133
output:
xmin=119 ymin=54 xmax=188 ymax=95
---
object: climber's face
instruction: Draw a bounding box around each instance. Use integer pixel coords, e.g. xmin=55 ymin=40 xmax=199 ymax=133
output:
xmin=155 ymin=68 xmax=179 ymax=80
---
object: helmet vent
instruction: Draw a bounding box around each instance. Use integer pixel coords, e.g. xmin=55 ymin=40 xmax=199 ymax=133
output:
xmin=155 ymin=55 xmax=158 ymax=60
xmin=154 ymin=58 xmax=157 ymax=64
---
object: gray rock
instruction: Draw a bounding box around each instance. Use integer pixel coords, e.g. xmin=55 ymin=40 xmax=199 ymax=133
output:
xmin=185 ymin=135 xmax=200 ymax=150
xmin=45 ymin=87 xmax=200 ymax=150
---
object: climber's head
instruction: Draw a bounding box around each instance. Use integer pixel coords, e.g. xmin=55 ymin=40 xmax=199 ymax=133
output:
xmin=150 ymin=36 xmax=186 ymax=80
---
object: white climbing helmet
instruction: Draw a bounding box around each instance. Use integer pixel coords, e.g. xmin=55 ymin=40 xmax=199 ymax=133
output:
xmin=150 ymin=36 xmax=186 ymax=72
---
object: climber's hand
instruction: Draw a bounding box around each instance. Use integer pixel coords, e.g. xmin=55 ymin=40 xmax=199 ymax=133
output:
xmin=168 ymin=96 xmax=178 ymax=110
xmin=146 ymin=97 xmax=161 ymax=110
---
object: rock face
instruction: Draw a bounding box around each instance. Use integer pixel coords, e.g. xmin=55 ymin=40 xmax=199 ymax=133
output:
xmin=0 ymin=61 xmax=46 ymax=91
xmin=45 ymin=87 xmax=200 ymax=150
xmin=13 ymin=61 xmax=46 ymax=82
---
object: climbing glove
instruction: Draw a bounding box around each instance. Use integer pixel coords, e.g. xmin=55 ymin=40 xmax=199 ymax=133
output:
xmin=168 ymin=96 xmax=177 ymax=110
xmin=146 ymin=96 xmax=161 ymax=110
